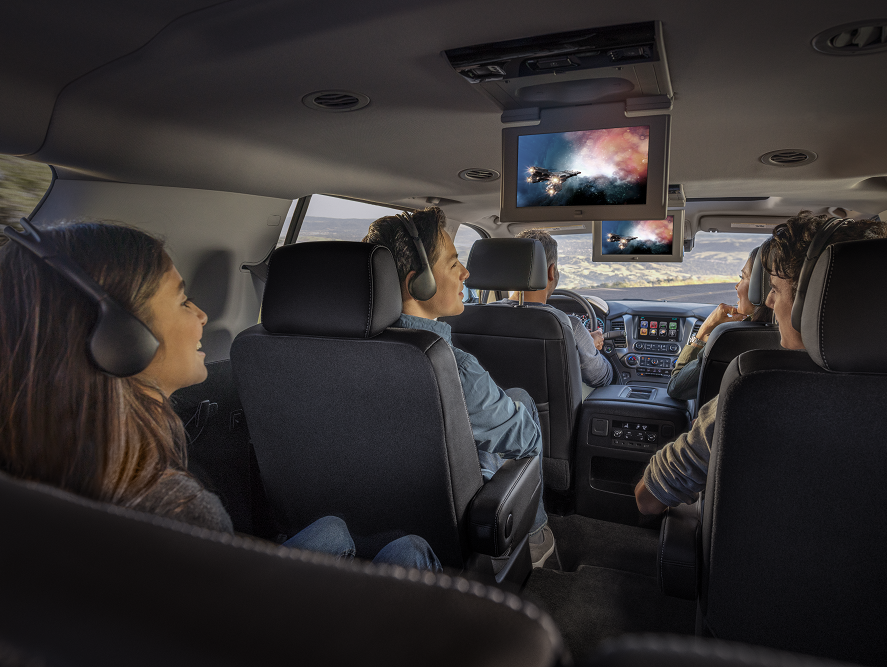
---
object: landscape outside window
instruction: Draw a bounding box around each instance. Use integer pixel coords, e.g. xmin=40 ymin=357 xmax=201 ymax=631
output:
xmin=0 ymin=156 xmax=53 ymax=227
xmin=289 ymin=195 xmax=484 ymax=260
xmin=554 ymin=231 xmax=762 ymax=304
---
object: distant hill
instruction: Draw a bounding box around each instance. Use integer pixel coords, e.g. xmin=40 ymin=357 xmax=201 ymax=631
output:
xmin=295 ymin=216 xmax=764 ymax=289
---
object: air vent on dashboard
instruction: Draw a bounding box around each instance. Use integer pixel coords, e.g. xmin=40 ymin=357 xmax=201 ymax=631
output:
xmin=813 ymin=21 xmax=887 ymax=56
xmin=302 ymin=91 xmax=370 ymax=112
xmin=759 ymin=149 xmax=817 ymax=167
xmin=609 ymin=320 xmax=626 ymax=348
xmin=458 ymin=168 xmax=501 ymax=182
xmin=689 ymin=321 xmax=702 ymax=344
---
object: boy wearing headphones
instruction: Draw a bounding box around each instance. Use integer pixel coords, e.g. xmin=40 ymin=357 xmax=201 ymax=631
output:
xmin=634 ymin=212 xmax=887 ymax=515
xmin=364 ymin=207 xmax=556 ymax=568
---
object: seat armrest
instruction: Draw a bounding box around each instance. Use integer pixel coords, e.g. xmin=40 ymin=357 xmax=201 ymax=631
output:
xmin=658 ymin=499 xmax=701 ymax=600
xmin=468 ymin=457 xmax=541 ymax=557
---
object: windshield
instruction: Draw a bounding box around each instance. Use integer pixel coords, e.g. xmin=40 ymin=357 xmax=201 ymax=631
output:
xmin=557 ymin=231 xmax=764 ymax=304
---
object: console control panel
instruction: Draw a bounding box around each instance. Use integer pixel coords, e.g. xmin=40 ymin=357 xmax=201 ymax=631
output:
xmin=635 ymin=355 xmax=677 ymax=378
xmin=634 ymin=341 xmax=679 ymax=354
xmin=611 ymin=419 xmax=660 ymax=452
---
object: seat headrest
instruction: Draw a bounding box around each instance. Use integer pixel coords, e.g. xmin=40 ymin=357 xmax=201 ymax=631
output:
xmin=801 ymin=238 xmax=887 ymax=373
xmin=261 ymin=242 xmax=402 ymax=338
xmin=464 ymin=238 xmax=548 ymax=291
xmin=748 ymin=246 xmax=770 ymax=307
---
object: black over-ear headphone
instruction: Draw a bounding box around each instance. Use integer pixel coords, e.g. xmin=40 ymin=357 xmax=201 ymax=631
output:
xmin=790 ymin=216 xmax=848 ymax=331
xmin=2 ymin=219 xmax=160 ymax=377
xmin=395 ymin=212 xmax=437 ymax=301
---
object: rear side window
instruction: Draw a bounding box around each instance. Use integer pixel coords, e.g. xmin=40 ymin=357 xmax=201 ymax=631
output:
xmin=296 ymin=195 xmax=402 ymax=243
xmin=0 ymin=156 xmax=52 ymax=224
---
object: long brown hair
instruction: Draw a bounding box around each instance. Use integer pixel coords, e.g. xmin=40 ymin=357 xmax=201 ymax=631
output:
xmin=0 ymin=222 xmax=189 ymax=507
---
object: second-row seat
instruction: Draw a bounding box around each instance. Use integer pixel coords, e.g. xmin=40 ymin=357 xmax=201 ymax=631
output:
xmin=230 ymin=241 xmax=540 ymax=583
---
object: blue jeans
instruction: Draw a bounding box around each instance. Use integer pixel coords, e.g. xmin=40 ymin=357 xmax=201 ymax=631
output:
xmin=282 ymin=516 xmax=442 ymax=572
xmin=476 ymin=387 xmax=548 ymax=537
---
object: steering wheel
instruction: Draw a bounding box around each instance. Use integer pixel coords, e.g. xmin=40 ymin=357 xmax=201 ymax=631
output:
xmin=551 ymin=289 xmax=622 ymax=386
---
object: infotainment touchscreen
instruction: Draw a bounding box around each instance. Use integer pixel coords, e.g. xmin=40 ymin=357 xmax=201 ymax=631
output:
xmin=637 ymin=315 xmax=679 ymax=341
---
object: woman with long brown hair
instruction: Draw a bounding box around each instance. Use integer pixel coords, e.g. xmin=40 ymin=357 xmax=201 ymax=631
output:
xmin=0 ymin=221 xmax=440 ymax=570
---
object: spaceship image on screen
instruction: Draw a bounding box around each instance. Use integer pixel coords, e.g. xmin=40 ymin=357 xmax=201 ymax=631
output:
xmin=526 ymin=167 xmax=581 ymax=196
xmin=516 ymin=127 xmax=650 ymax=208
xmin=606 ymin=233 xmax=638 ymax=249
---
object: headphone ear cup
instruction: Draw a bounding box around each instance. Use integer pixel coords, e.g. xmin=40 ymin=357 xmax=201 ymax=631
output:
xmin=88 ymin=299 xmax=160 ymax=377
xmin=408 ymin=269 xmax=437 ymax=301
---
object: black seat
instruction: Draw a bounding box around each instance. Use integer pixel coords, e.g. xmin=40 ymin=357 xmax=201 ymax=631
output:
xmin=0 ymin=469 xmax=564 ymax=667
xmin=230 ymin=241 xmax=541 ymax=582
xmin=695 ymin=247 xmax=781 ymax=409
xmin=695 ymin=320 xmax=781 ymax=407
xmin=658 ymin=238 xmax=887 ymax=665
xmin=443 ymin=238 xmax=583 ymax=492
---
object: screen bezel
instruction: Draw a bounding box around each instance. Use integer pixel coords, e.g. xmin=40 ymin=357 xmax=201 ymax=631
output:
xmin=591 ymin=208 xmax=685 ymax=263
xmin=500 ymin=103 xmax=670 ymax=223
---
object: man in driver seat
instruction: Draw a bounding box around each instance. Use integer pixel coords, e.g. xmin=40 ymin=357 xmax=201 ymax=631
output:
xmin=365 ymin=207 xmax=556 ymax=568
xmin=497 ymin=229 xmax=613 ymax=393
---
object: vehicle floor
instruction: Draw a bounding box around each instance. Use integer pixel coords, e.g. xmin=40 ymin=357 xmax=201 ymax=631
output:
xmin=522 ymin=513 xmax=696 ymax=661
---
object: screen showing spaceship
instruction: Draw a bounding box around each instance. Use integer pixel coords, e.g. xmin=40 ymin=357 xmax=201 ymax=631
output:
xmin=516 ymin=126 xmax=649 ymax=208
xmin=601 ymin=216 xmax=674 ymax=255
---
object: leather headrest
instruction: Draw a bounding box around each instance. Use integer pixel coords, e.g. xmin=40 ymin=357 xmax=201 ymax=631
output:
xmin=464 ymin=238 xmax=548 ymax=291
xmin=801 ymin=238 xmax=887 ymax=373
xmin=261 ymin=242 xmax=402 ymax=338
xmin=748 ymin=247 xmax=770 ymax=307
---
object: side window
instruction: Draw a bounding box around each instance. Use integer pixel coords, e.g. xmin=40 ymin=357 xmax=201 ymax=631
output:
xmin=295 ymin=195 xmax=401 ymax=243
xmin=453 ymin=224 xmax=484 ymax=303
xmin=0 ymin=156 xmax=53 ymax=225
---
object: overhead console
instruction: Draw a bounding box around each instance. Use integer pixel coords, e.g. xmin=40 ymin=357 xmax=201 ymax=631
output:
xmin=443 ymin=21 xmax=673 ymax=115
xmin=445 ymin=21 xmax=682 ymax=238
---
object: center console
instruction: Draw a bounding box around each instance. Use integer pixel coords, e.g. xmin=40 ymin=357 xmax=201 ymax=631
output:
xmin=602 ymin=312 xmax=705 ymax=385
xmin=575 ymin=384 xmax=691 ymax=525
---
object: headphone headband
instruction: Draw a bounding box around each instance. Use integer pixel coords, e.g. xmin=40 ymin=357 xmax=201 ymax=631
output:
xmin=2 ymin=219 xmax=160 ymax=377
xmin=790 ymin=216 xmax=848 ymax=331
xmin=395 ymin=213 xmax=437 ymax=301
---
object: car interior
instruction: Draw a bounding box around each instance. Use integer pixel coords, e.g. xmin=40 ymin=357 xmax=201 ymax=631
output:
xmin=1 ymin=2 xmax=886 ymax=666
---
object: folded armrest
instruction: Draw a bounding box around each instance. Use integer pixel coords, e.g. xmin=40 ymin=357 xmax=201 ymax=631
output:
xmin=467 ymin=456 xmax=541 ymax=557
xmin=657 ymin=499 xmax=701 ymax=600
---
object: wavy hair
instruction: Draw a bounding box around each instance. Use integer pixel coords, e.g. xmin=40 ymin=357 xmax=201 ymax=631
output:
xmin=761 ymin=212 xmax=887 ymax=299
xmin=0 ymin=222 xmax=189 ymax=507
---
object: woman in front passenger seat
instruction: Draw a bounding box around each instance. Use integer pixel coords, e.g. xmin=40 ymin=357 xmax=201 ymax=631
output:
xmin=666 ymin=245 xmax=774 ymax=400
xmin=0 ymin=221 xmax=440 ymax=572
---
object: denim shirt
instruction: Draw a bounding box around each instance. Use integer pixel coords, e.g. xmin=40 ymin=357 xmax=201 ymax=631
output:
xmin=395 ymin=314 xmax=543 ymax=478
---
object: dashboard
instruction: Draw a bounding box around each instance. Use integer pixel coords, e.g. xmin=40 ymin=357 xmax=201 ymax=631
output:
xmin=547 ymin=295 xmax=717 ymax=386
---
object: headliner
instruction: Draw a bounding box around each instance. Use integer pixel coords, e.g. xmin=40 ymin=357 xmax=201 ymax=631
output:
xmin=2 ymin=0 xmax=886 ymax=223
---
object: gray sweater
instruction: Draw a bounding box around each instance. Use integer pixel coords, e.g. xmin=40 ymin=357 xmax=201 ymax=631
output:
xmin=643 ymin=395 xmax=718 ymax=507
xmin=132 ymin=472 xmax=233 ymax=533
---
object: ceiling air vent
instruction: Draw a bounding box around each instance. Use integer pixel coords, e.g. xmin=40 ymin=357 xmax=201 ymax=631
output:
xmin=302 ymin=91 xmax=370 ymax=112
xmin=760 ymin=149 xmax=817 ymax=168
xmin=813 ymin=20 xmax=887 ymax=55
xmin=458 ymin=168 xmax=500 ymax=182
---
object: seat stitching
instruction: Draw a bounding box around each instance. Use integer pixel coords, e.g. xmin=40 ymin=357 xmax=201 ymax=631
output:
xmin=819 ymin=253 xmax=835 ymax=370
xmin=365 ymin=249 xmax=375 ymax=338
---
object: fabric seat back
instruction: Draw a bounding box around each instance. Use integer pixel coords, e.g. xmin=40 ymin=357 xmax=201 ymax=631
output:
xmin=700 ymin=238 xmax=887 ymax=665
xmin=695 ymin=321 xmax=782 ymax=407
xmin=446 ymin=303 xmax=582 ymax=492
xmin=0 ymin=470 xmax=563 ymax=667
xmin=231 ymin=242 xmax=483 ymax=569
